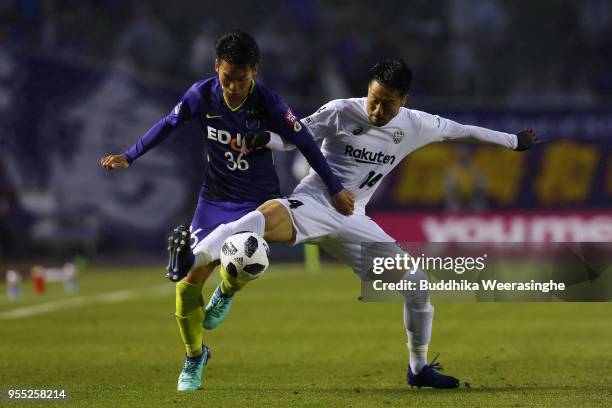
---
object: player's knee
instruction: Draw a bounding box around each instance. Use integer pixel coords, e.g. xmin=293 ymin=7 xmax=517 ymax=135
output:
xmin=258 ymin=201 xmax=294 ymax=242
xmin=257 ymin=201 xmax=283 ymax=226
xmin=185 ymin=264 xmax=215 ymax=284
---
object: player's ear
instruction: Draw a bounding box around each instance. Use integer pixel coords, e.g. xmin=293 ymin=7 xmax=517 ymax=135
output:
xmin=251 ymin=63 xmax=259 ymax=77
xmin=214 ymin=58 xmax=220 ymax=73
xmin=402 ymin=94 xmax=409 ymax=107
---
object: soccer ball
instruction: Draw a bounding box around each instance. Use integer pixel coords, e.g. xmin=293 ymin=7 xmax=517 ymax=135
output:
xmin=220 ymin=232 xmax=270 ymax=281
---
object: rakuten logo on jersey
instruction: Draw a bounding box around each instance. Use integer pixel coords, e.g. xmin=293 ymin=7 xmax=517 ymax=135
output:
xmin=344 ymin=145 xmax=396 ymax=165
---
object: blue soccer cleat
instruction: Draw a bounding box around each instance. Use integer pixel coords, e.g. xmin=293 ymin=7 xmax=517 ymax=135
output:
xmin=166 ymin=225 xmax=195 ymax=282
xmin=203 ymin=286 xmax=234 ymax=330
xmin=177 ymin=345 xmax=212 ymax=391
xmin=407 ymin=354 xmax=460 ymax=389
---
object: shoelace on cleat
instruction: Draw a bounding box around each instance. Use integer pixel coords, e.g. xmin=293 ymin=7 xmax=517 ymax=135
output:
xmin=427 ymin=353 xmax=444 ymax=372
xmin=182 ymin=360 xmax=200 ymax=376
xmin=208 ymin=296 xmax=231 ymax=318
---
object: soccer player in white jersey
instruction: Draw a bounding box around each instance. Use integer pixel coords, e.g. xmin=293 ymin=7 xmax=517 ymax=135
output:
xmin=170 ymin=59 xmax=539 ymax=388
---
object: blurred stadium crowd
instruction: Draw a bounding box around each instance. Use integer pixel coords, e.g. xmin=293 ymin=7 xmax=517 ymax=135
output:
xmin=4 ymin=0 xmax=612 ymax=108
xmin=0 ymin=0 xmax=611 ymax=260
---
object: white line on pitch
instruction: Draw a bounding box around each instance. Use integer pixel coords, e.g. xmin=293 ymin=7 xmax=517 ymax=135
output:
xmin=0 ymin=269 xmax=301 ymax=320
xmin=0 ymin=284 xmax=172 ymax=320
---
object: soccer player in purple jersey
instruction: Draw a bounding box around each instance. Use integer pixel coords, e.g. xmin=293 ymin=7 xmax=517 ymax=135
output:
xmin=100 ymin=31 xmax=354 ymax=391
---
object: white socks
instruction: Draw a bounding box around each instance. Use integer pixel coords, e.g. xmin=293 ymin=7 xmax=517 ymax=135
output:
xmin=397 ymin=265 xmax=434 ymax=374
xmin=192 ymin=210 xmax=266 ymax=270
xmin=408 ymin=342 xmax=429 ymax=374
xmin=404 ymin=301 xmax=434 ymax=374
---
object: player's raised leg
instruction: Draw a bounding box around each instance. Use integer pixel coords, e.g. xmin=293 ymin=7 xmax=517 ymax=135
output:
xmin=201 ymin=199 xmax=295 ymax=329
xmin=165 ymin=209 xmax=268 ymax=332
xmin=196 ymin=200 xmax=294 ymax=267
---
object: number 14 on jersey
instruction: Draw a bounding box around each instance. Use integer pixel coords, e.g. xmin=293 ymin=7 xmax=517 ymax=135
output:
xmin=359 ymin=171 xmax=382 ymax=189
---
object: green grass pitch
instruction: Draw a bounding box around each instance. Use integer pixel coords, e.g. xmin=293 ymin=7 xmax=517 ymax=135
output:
xmin=1 ymin=264 xmax=611 ymax=407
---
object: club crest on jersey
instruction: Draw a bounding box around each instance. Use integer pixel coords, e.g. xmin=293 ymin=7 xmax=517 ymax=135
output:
xmin=245 ymin=109 xmax=261 ymax=131
xmin=293 ymin=121 xmax=302 ymax=132
xmin=393 ymin=130 xmax=404 ymax=144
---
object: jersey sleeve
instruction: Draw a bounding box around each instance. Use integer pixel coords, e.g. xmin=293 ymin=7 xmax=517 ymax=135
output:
xmin=416 ymin=111 xmax=518 ymax=149
xmin=263 ymin=91 xmax=343 ymax=195
xmin=123 ymin=83 xmax=202 ymax=163
xmin=266 ymin=100 xmax=339 ymax=150
xmin=300 ymin=101 xmax=339 ymax=141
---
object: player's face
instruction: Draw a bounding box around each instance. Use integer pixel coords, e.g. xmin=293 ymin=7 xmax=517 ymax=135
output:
xmin=366 ymin=80 xmax=407 ymax=126
xmin=215 ymin=59 xmax=258 ymax=104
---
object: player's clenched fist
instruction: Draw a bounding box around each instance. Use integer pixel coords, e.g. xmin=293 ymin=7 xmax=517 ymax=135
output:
xmin=100 ymin=154 xmax=130 ymax=170
xmin=331 ymin=188 xmax=355 ymax=216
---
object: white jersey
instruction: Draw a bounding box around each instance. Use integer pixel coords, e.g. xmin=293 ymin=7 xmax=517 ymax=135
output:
xmin=286 ymin=97 xmax=517 ymax=210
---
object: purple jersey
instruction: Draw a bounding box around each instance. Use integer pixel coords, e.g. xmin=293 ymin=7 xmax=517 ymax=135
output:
xmin=124 ymin=77 xmax=343 ymax=203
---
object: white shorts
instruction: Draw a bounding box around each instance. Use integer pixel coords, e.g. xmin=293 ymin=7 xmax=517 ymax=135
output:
xmin=275 ymin=191 xmax=403 ymax=279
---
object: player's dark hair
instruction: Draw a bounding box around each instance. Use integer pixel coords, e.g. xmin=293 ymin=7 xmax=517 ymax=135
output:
xmin=215 ymin=31 xmax=260 ymax=68
xmin=369 ymin=59 xmax=413 ymax=96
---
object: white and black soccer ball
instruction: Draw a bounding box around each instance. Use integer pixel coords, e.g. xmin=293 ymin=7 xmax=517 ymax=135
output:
xmin=220 ymin=232 xmax=270 ymax=281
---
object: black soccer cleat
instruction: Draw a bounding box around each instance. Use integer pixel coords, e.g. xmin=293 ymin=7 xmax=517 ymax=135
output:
xmin=165 ymin=225 xmax=195 ymax=282
xmin=407 ymin=354 xmax=460 ymax=389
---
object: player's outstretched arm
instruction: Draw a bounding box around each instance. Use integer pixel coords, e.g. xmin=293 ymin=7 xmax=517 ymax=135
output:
xmin=420 ymin=112 xmax=540 ymax=151
xmin=104 ymin=84 xmax=200 ymax=169
xmin=100 ymin=154 xmax=130 ymax=170
xmin=99 ymin=117 xmax=176 ymax=171
xmin=456 ymin=123 xmax=540 ymax=151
